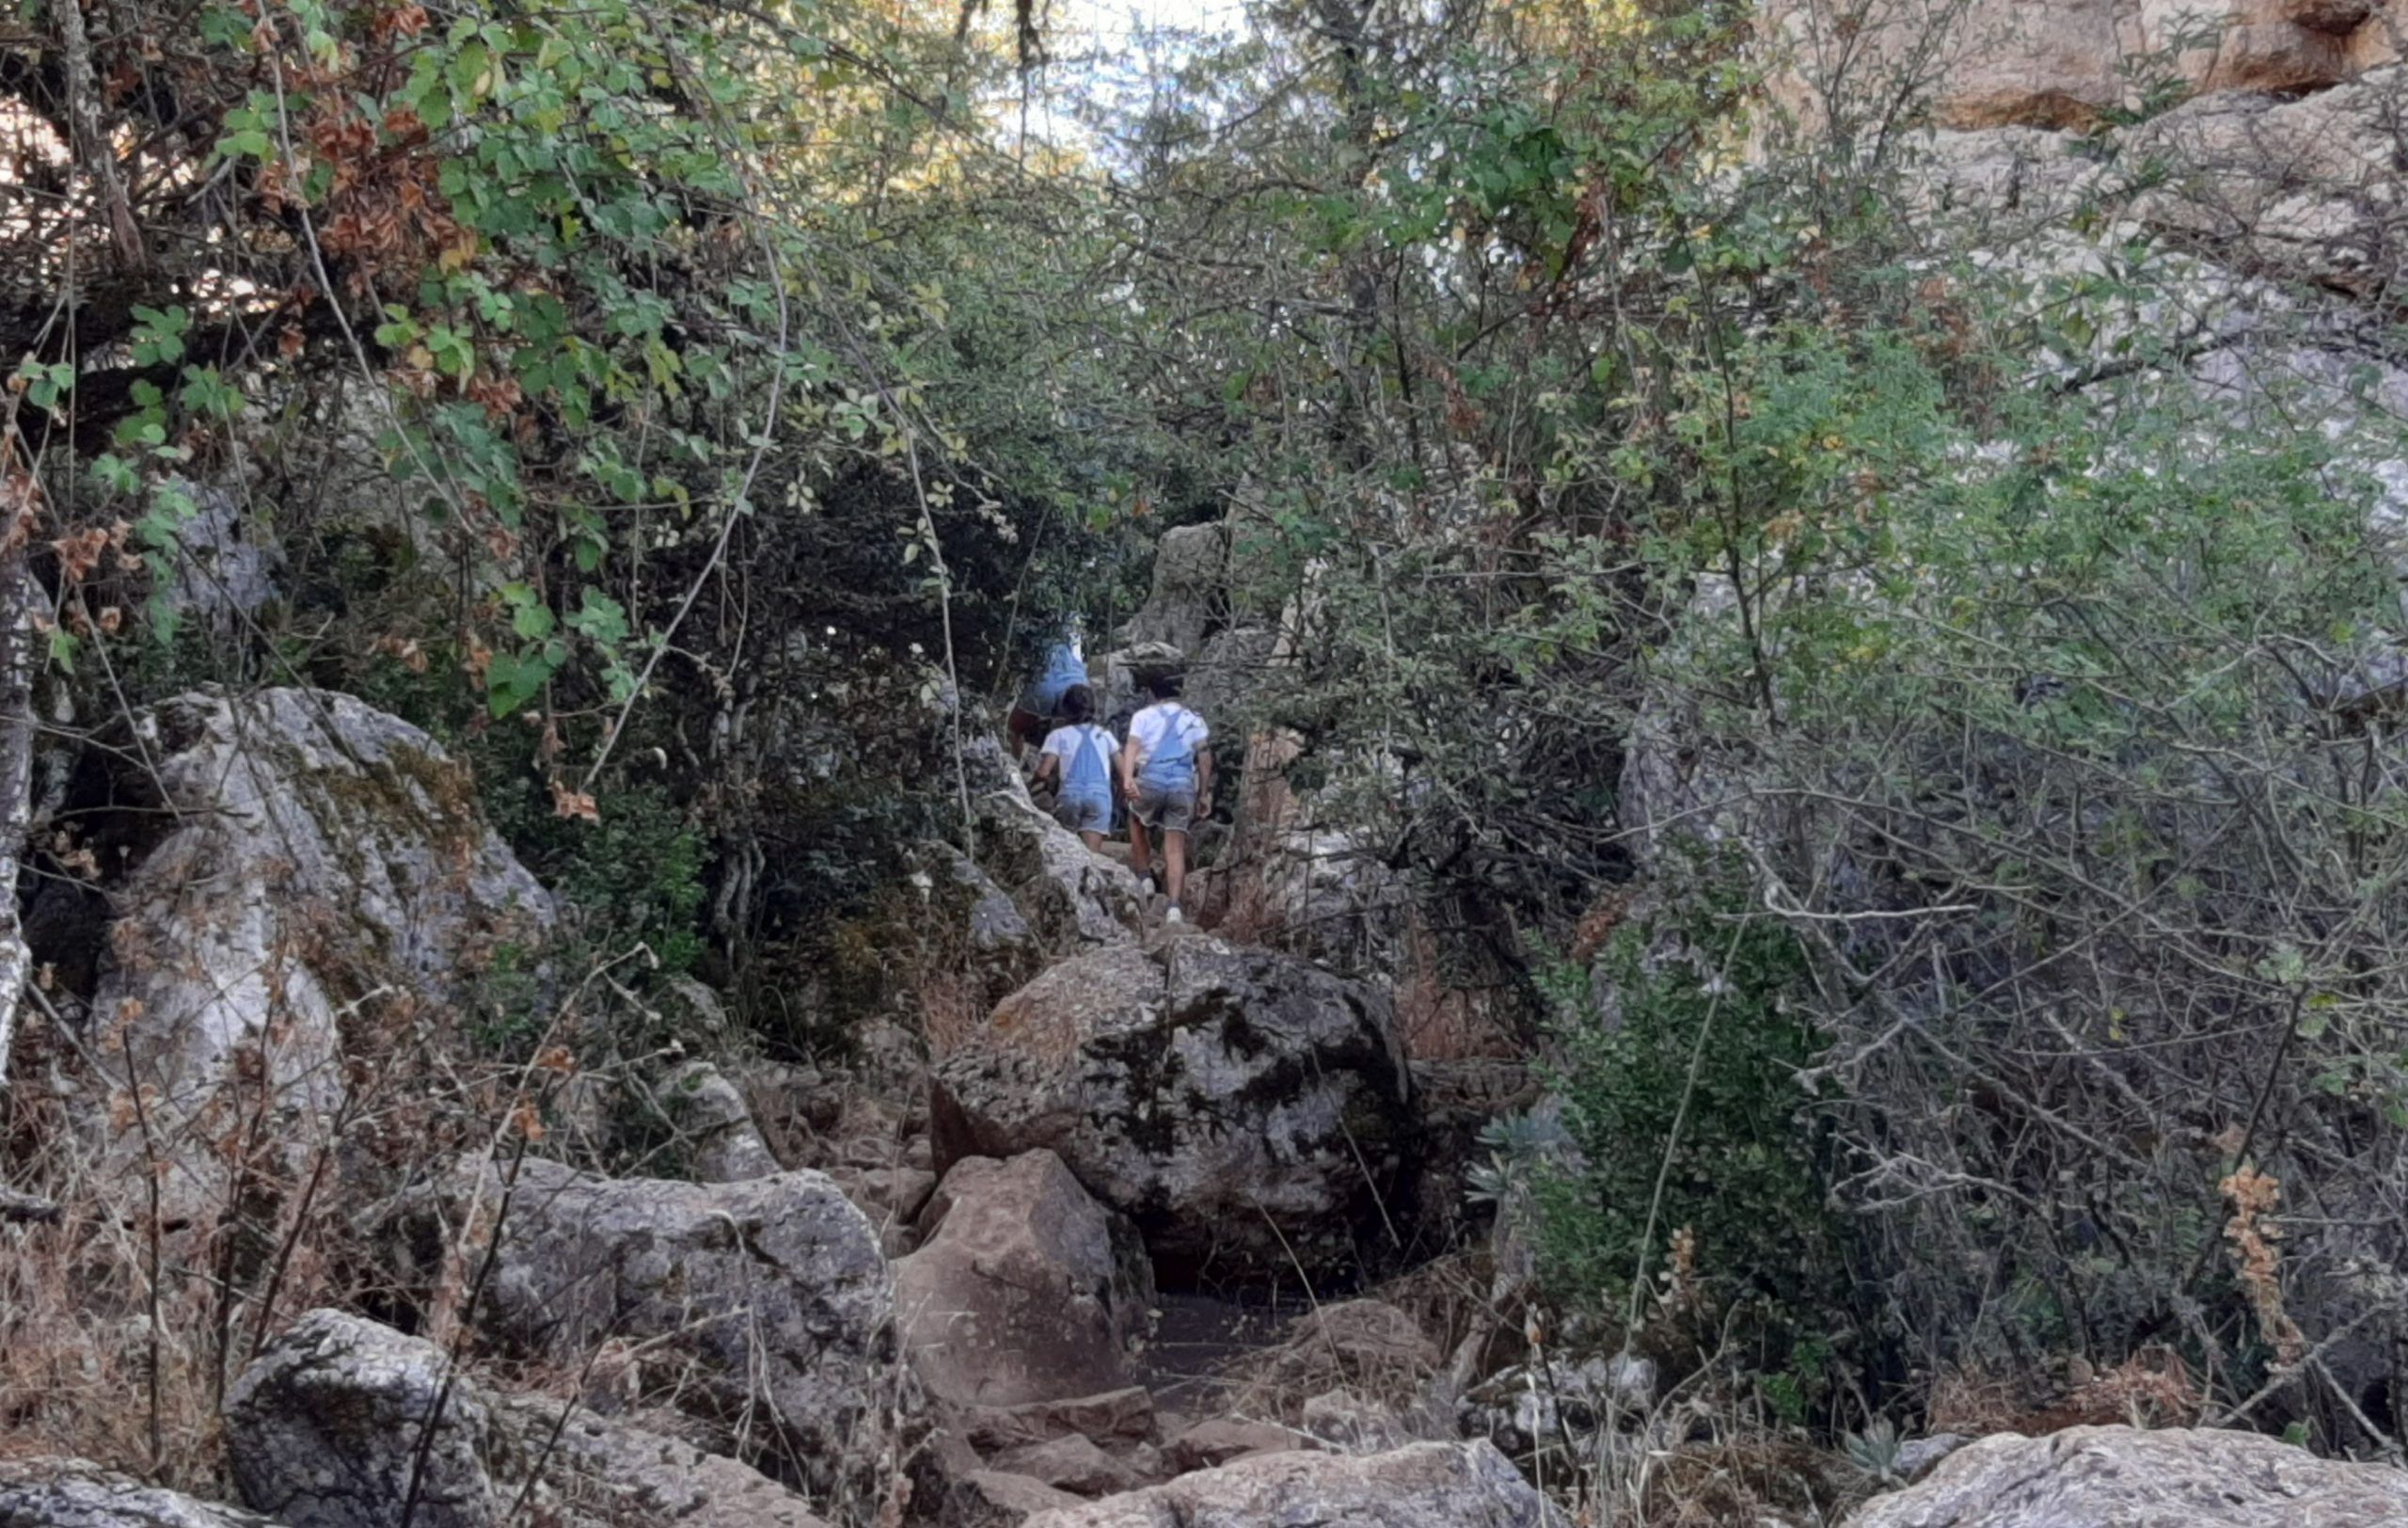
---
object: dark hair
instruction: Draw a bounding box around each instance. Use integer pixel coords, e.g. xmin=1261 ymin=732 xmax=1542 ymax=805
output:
xmin=1060 ymin=683 xmax=1094 ymax=724
xmin=1147 ymin=672 xmax=1184 ymax=701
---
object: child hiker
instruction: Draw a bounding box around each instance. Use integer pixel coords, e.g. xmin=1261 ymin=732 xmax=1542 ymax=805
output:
xmin=1119 ymin=671 xmax=1212 ymax=923
xmin=1032 ymin=683 xmax=1117 ymax=852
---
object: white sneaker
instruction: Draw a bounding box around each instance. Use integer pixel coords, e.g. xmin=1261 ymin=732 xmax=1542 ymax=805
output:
xmin=1164 ymin=905 xmax=1184 ymax=925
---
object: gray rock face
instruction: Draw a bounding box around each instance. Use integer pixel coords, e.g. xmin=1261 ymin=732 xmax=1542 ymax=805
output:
xmin=0 ymin=1460 xmax=281 ymax=1528
xmin=920 ymin=840 xmax=1046 ymax=1003
xmin=226 ymin=1308 xmax=833 ymax=1528
xmin=1020 ymin=1441 xmax=1547 ymax=1528
xmin=80 ymin=688 xmax=550 ymax=1228
xmin=929 ymin=931 xmax=1414 ymax=1284
xmin=895 ymin=1152 xmax=1155 ymax=1408
xmin=964 ymin=744 xmax=1143 ymax=955
xmin=1846 ymin=1425 xmax=2408 ymax=1527
xmin=1117 ymin=522 xmax=1228 ymax=658
xmin=390 ymin=1159 xmax=898 ymax=1500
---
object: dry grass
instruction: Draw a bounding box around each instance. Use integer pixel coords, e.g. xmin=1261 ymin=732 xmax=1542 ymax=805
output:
xmin=914 ymin=968 xmax=990 ymax=1060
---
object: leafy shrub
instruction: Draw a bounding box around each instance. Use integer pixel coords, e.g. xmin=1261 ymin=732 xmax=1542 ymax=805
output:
xmin=1535 ymin=875 xmax=1855 ymax=1398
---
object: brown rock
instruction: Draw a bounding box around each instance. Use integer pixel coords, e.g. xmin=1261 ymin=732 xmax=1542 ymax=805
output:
xmin=990 ymin=1436 xmax=1145 ymax=1498
xmin=1766 ymin=0 xmax=2405 ymax=136
xmin=895 ymin=1152 xmax=1155 ymax=1409
xmin=941 ymin=1472 xmax=1084 ymax=1528
xmin=960 ymin=1388 xmax=1160 ymax=1455
xmin=1164 ymin=1418 xmax=1311 ymax=1473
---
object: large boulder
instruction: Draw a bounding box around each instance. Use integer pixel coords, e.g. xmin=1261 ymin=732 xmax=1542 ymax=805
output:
xmin=64 ymin=688 xmax=550 ymax=1228
xmin=930 ymin=931 xmax=1414 ymax=1284
xmin=1019 ymin=1441 xmax=1546 ymax=1528
xmin=1846 ymin=1425 xmax=2408 ymax=1526
xmin=0 ymin=1460 xmax=281 ymax=1528
xmin=226 ymin=1309 xmax=834 ymax=1528
xmin=895 ymin=1151 xmax=1155 ymax=1408
xmin=388 ymin=1159 xmax=898 ymax=1500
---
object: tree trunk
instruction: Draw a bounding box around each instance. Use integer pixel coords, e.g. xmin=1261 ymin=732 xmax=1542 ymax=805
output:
xmin=0 ymin=555 xmax=38 ymax=1090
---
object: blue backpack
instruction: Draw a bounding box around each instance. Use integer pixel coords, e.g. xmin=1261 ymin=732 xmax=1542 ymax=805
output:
xmin=1063 ymin=724 xmax=1112 ymax=802
xmin=1139 ymin=706 xmax=1199 ymax=790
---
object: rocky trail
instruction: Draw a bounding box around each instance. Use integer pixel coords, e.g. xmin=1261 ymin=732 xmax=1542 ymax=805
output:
xmin=14 ymin=9 xmax=2408 ymax=1517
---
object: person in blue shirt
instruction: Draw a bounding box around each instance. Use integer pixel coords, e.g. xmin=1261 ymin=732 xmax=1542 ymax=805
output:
xmin=1117 ymin=671 xmax=1212 ymax=923
xmin=1009 ymin=632 xmax=1087 ymax=756
xmin=1031 ymin=684 xmax=1118 ymax=851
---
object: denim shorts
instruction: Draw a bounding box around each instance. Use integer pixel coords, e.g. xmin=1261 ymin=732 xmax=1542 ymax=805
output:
xmin=1054 ymin=790 xmax=1112 ymax=836
xmin=1132 ymin=781 xmax=1196 ymax=834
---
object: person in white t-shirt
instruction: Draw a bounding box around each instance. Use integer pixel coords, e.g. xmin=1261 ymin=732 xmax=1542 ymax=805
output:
xmin=1031 ymin=684 xmax=1117 ymax=851
xmin=1117 ymin=671 xmax=1212 ymax=923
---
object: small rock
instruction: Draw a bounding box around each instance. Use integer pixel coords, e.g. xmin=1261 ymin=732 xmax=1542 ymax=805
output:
xmin=1300 ymin=1391 xmax=1415 ymax=1455
xmin=657 ymin=1059 xmax=784 ymax=1183
xmin=0 ymin=1458 xmax=281 ymax=1527
xmin=1890 ymin=1432 xmax=1971 ymax=1483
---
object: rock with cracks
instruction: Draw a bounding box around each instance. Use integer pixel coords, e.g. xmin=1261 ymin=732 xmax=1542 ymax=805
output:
xmin=226 ymin=1308 xmax=833 ymax=1528
xmin=963 ymin=739 xmax=1144 ymax=955
xmin=71 ymin=687 xmax=550 ymax=1231
xmin=1846 ymin=1425 xmax=2408 ymax=1527
xmin=388 ymin=1158 xmax=899 ymax=1503
xmin=895 ymin=1150 xmax=1155 ymax=1409
xmin=930 ymin=930 xmax=1414 ymax=1284
xmin=1019 ymin=1440 xmax=1546 ymax=1528
xmin=0 ymin=1459 xmax=283 ymax=1528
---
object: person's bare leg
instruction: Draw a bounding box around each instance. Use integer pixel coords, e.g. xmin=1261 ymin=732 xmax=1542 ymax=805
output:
xmin=1129 ymin=817 xmax=1153 ymax=887
xmin=1080 ymin=830 xmax=1104 ymax=852
xmin=1164 ymin=830 xmax=1188 ymax=910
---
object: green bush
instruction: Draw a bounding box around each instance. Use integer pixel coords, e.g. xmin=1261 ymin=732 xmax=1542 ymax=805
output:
xmin=1536 ymin=877 xmax=1855 ymax=1398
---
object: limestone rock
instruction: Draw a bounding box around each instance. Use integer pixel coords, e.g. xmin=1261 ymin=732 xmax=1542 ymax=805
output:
xmin=1767 ymin=0 xmax=2404 ymax=135
xmin=966 ymin=747 xmax=1143 ymax=953
xmin=1846 ymin=1425 xmax=2408 ymax=1526
xmin=929 ymin=931 xmax=1414 ymax=1284
xmin=1020 ymin=1440 xmax=1548 ymax=1528
xmin=920 ymin=840 xmax=1046 ymax=1003
xmin=654 ymin=1059 xmax=784 ymax=1182
xmin=225 ymin=1308 xmax=832 ymax=1528
xmin=75 ymin=688 xmax=550 ymax=1229
xmin=2126 ymin=69 xmax=2406 ymax=294
xmin=1117 ymin=522 xmax=1228 ymax=658
xmin=895 ymin=1151 xmax=1155 ymax=1408
xmin=389 ymin=1159 xmax=897 ymax=1500
xmin=0 ymin=1460 xmax=281 ymax=1528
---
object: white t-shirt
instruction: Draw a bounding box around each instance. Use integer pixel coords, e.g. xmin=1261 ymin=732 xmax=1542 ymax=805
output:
xmin=1128 ymin=703 xmax=1210 ymax=783
xmin=1042 ymin=724 xmax=1117 ymax=793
